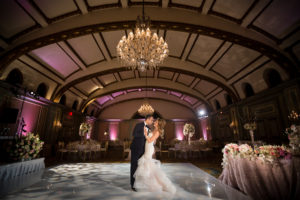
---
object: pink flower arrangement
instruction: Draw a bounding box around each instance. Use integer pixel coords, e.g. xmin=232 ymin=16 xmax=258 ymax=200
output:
xmin=222 ymin=143 xmax=292 ymax=167
xmin=8 ymin=132 xmax=44 ymax=161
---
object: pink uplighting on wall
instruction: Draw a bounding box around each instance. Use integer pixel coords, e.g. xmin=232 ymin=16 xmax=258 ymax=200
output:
xmin=175 ymin=122 xmax=184 ymax=141
xmin=109 ymin=122 xmax=119 ymax=140
xmin=200 ymin=118 xmax=208 ymax=140
xmin=20 ymin=103 xmax=41 ymax=135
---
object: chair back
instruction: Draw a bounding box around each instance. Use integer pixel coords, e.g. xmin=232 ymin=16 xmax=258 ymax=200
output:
xmin=123 ymin=141 xmax=128 ymax=149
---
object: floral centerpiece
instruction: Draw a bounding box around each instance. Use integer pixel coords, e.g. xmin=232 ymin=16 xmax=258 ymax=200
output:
xmin=183 ymin=123 xmax=195 ymax=145
xmin=244 ymin=122 xmax=257 ymax=144
xmin=255 ymin=145 xmax=292 ymax=163
xmin=8 ymin=132 xmax=44 ymax=161
xmin=79 ymin=122 xmax=92 ymax=143
xmin=221 ymin=143 xmax=292 ymax=168
xmin=285 ymin=110 xmax=300 ymax=155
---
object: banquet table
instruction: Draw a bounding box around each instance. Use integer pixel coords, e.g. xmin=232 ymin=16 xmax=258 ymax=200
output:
xmin=173 ymin=142 xmax=211 ymax=159
xmin=219 ymin=156 xmax=299 ymax=200
xmin=66 ymin=140 xmax=100 ymax=151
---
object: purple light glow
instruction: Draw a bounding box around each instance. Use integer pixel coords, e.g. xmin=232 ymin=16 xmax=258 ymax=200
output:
xmin=200 ymin=118 xmax=208 ymax=140
xmin=112 ymin=91 xmax=124 ymax=98
xmin=170 ymin=91 xmax=182 ymax=97
xmin=86 ymin=132 xmax=91 ymax=139
xmin=109 ymin=122 xmax=119 ymax=140
xmin=31 ymin=44 xmax=78 ymax=77
xmin=175 ymin=122 xmax=184 ymax=141
xmin=184 ymin=96 xmax=197 ymax=104
xmin=20 ymin=103 xmax=42 ymax=136
xmin=97 ymin=96 xmax=110 ymax=105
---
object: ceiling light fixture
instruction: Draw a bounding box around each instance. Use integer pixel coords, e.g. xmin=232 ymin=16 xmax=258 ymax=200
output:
xmin=116 ymin=0 xmax=169 ymax=72
xmin=138 ymin=72 xmax=154 ymax=116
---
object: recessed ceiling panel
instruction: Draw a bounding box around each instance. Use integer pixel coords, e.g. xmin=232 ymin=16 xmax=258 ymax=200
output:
xmin=0 ymin=0 xmax=35 ymax=38
xmin=165 ymin=31 xmax=189 ymax=57
xmin=177 ymin=74 xmax=194 ymax=86
xmin=98 ymin=74 xmax=117 ymax=85
xmin=139 ymin=70 xmax=154 ymax=77
xmin=188 ymin=35 xmax=223 ymax=65
xmin=30 ymin=43 xmax=79 ymax=77
xmin=75 ymin=80 xmax=99 ymax=95
xmin=101 ymin=30 xmax=126 ymax=57
xmin=68 ymin=34 xmax=104 ymax=65
xmin=119 ymin=71 xmax=135 ymax=80
xmin=194 ymin=80 xmax=217 ymax=96
xmin=172 ymin=0 xmax=203 ymax=7
xmin=184 ymin=96 xmax=197 ymax=105
xmin=212 ymin=0 xmax=255 ymax=19
xmin=158 ymin=71 xmax=174 ymax=80
xmin=112 ymin=91 xmax=124 ymax=98
xmin=212 ymin=44 xmax=260 ymax=79
xmin=87 ymin=0 xmax=119 ymax=6
xmin=96 ymin=96 xmax=111 ymax=105
xmin=253 ymin=0 xmax=300 ymax=38
xmin=131 ymin=0 xmax=160 ymax=2
xmin=33 ymin=0 xmax=78 ymax=18
xmin=170 ymin=91 xmax=182 ymax=97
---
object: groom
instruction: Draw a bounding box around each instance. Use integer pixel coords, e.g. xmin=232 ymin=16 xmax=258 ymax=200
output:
xmin=130 ymin=114 xmax=154 ymax=191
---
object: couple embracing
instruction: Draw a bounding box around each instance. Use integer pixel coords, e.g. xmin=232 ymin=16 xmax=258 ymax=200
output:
xmin=130 ymin=115 xmax=176 ymax=194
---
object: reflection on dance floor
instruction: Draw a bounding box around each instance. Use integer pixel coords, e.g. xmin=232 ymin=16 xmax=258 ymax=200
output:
xmin=2 ymin=163 xmax=250 ymax=200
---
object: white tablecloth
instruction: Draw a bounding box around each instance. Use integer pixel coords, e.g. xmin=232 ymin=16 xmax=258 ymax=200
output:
xmin=0 ymin=158 xmax=45 ymax=181
xmin=219 ymin=156 xmax=298 ymax=200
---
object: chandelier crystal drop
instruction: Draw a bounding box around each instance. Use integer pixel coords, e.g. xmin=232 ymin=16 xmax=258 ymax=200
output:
xmin=138 ymin=101 xmax=154 ymax=117
xmin=116 ymin=1 xmax=169 ymax=72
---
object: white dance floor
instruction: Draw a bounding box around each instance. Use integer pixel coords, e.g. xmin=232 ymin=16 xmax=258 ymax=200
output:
xmin=2 ymin=163 xmax=250 ymax=200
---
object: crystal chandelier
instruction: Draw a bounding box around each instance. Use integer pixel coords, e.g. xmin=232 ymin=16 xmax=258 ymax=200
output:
xmin=116 ymin=0 xmax=169 ymax=72
xmin=138 ymin=100 xmax=154 ymax=116
xmin=138 ymin=73 xmax=155 ymax=116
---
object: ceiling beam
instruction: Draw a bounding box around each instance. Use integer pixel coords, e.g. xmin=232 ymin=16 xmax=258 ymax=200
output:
xmin=92 ymin=78 xmax=104 ymax=89
xmin=205 ymin=42 xmax=233 ymax=71
xmin=172 ymin=73 xmax=179 ymax=82
xmin=181 ymin=33 xmax=197 ymax=61
xmin=92 ymin=33 xmax=111 ymax=61
xmin=241 ymin=0 xmax=271 ymax=28
xmin=120 ymin=0 xmax=128 ymax=8
xmin=80 ymin=78 xmax=212 ymax=111
xmin=202 ymin=0 xmax=214 ymax=15
xmin=17 ymin=0 xmax=48 ymax=27
xmin=162 ymin=0 xmax=169 ymax=8
xmin=75 ymin=0 xmax=88 ymax=14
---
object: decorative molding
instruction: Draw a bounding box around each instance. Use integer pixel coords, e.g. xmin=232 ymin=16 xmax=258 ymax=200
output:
xmin=168 ymin=0 xmax=205 ymax=12
xmin=207 ymin=0 xmax=259 ymax=25
xmin=0 ymin=21 xmax=297 ymax=77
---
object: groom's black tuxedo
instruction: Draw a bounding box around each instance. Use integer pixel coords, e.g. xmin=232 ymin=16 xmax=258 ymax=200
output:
xmin=130 ymin=122 xmax=146 ymax=188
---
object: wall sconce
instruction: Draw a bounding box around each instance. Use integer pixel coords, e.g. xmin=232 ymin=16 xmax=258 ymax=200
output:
xmin=229 ymin=121 xmax=237 ymax=134
xmin=53 ymin=120 xmax=62 ymax=128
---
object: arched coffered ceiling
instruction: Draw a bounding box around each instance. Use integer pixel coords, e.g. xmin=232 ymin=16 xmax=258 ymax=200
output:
xmin=94 ymin=88 xmax=204 ymax=118
xmin=0 ymin=0 xmax=299 ymax=113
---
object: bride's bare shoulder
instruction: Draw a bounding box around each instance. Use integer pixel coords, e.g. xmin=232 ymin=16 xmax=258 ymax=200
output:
xmin=153 ymin=130 xmax=160 ymax=136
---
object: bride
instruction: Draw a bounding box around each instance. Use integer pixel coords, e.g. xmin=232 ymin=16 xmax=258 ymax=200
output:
xmin=133 ymin=118 xmax=176 ymax=194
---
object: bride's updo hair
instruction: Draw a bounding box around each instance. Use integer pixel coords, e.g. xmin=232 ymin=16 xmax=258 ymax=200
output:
xmin=156 ymin=118 xmax=166 ymax=134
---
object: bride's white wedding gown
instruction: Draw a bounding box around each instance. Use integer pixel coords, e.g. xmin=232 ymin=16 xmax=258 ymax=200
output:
xmin=133 ymin=133 xmax=176 ymax=194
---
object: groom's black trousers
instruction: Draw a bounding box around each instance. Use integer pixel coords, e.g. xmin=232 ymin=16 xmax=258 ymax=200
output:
xmin=130 ymin=139 xmax=145 ymax=188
